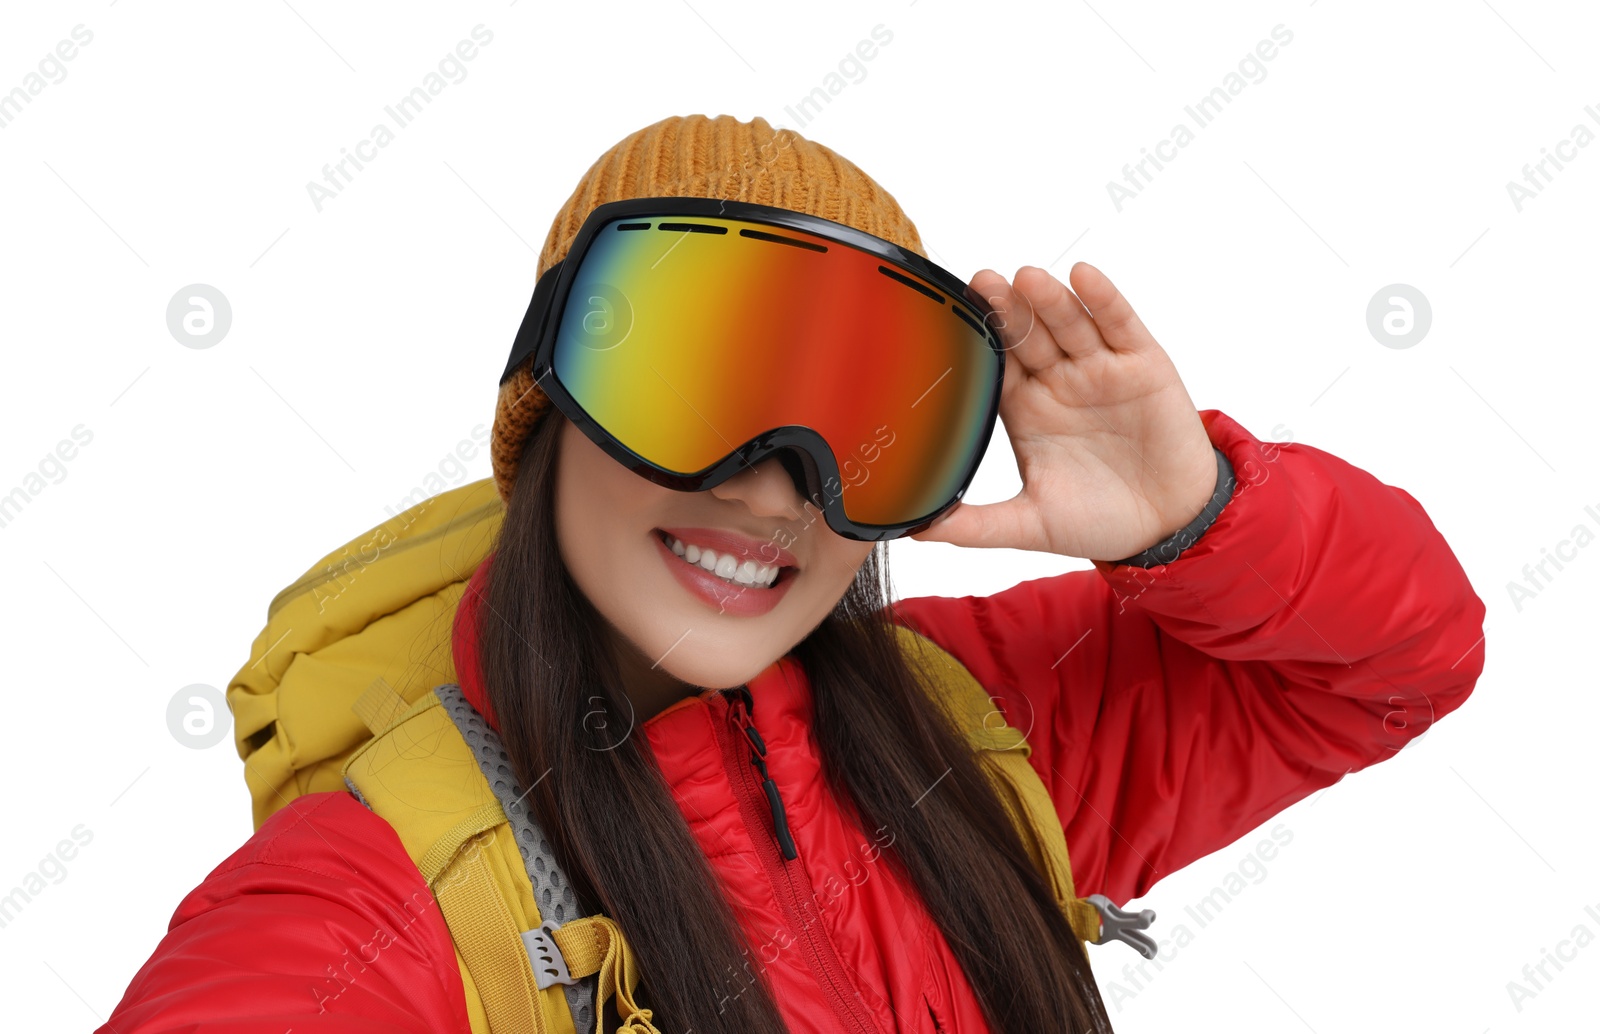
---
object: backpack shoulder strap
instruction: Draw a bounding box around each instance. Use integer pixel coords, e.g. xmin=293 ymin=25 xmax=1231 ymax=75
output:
xmin=886 ymin=622 xmax=1110 ymax=950
xmin=343 ymin=686 xmax=660 ymax=1034
xmin=345 ymin=631 xmax=1149 ymax=1034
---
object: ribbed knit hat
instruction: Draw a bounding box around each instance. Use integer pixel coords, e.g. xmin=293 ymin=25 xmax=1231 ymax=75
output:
xmin=490 ymin=112 xmax=929 ymax=504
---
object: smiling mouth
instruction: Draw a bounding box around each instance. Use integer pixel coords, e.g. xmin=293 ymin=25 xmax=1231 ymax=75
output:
xmin=655 ymin=530 xmax=797 ymax=590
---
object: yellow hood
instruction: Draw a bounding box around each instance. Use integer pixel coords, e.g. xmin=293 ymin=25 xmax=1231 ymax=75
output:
xmin=227 ymin=477 xmax=504 ymax=829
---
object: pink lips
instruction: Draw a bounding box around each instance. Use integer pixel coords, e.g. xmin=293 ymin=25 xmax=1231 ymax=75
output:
xmin=652 ymin=527 xmax=798 ymax=617
xmin=656 ymin=527 xmax=799 ymax=571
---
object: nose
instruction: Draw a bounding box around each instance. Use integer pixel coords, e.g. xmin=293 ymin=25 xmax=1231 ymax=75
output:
xmin=707 ymin=450 xmax=808 ymax=519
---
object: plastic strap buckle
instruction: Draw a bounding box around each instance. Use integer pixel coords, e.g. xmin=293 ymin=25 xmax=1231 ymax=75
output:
xmin=1085 ymin=893 xmax=1159 ymax=959
xmin=522 ymin=918 xmax=578 ymax=990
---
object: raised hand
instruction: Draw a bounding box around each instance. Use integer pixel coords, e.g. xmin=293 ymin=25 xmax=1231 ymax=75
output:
xmin=910 ymin=262 xmax=1218 ymax=562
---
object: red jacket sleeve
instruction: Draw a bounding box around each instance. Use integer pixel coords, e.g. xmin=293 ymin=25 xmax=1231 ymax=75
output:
xmin=888 ymin=409 xmax=1487 ymax=905
xmin=96 ymin=791 xmax=472 ymax=1033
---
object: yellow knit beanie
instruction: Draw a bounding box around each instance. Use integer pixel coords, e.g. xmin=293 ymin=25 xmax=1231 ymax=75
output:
xmin=490 ymin=112 xmax=929 ymax=504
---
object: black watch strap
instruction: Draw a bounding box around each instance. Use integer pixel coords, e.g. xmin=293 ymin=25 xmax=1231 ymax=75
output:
xmin=1103 ymin=446 xmax=1236 ymax=568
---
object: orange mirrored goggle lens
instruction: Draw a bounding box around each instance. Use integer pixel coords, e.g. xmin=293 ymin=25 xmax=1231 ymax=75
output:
xmin=552 ymin=214 xmax=1000 ymax=528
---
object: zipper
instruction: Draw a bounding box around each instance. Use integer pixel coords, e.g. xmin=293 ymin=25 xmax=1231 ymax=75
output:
xmin=718 ymin=686 xmax=880 ymax=1034
xmin=727 ymin=685 xmax=797 ymax=860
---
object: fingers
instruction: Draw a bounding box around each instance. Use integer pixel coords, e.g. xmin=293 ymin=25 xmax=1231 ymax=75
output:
xmin=1067 ymin=262 xmax=1156 ymax=354
xmin=972 ymin=262 xmax=1155 ymax=380
xmin=1013 ymin=265 xmax=1107 ymax=364
xmin=999 ymin=345 xmax=1027 ymax=408
xmin=969 ymin=269 xmax=1057 ymax=374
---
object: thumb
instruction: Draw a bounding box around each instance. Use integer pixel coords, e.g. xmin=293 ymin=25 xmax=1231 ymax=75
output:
xmin=906 ymin=507 xmax=955 ymax=543
xmin=907 ymin=497 xmax=1028 ymax=550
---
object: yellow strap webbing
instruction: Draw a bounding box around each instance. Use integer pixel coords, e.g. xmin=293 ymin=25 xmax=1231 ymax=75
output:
xmin=356 ymin=626 xmax=1099 ymax=1034
xmin=889 ymin=623 xmax=1102 ymax=947
xmin=434 ymin=832 xmax=548 ymax=1033
xmin=343 ymin=690 xmax=505 ymax=884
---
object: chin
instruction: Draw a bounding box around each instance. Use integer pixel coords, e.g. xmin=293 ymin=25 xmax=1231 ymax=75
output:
xmin=660 ymin=651 xmax=780 ymax=692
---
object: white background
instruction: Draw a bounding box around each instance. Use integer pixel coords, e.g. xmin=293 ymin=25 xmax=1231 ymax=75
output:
xmin=1 ymin=1 xmax=1595 ymax=1031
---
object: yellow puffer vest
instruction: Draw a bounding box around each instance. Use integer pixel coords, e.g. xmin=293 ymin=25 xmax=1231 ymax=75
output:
xmin=228 ymin=478 xmax=1135 ymax=1033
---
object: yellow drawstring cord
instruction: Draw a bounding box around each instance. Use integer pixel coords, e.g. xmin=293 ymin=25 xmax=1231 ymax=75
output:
xmin=588 ymin=915 xmax=662 ymax=1034
xmin=617 ymin=1009 xmax=656 ymax=1033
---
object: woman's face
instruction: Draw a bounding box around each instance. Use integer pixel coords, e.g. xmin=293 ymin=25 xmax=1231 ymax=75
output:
xmin=554 ymin=416 xmax=874 ymax=709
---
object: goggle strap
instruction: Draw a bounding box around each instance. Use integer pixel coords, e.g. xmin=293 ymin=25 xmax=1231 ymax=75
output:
xmin=499 ymin=258 xmax=566 ymax=385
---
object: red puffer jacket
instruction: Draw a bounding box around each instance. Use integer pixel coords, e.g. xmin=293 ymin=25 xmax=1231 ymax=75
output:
xmin=96 ymin=410 xmax=1486 ymax=1033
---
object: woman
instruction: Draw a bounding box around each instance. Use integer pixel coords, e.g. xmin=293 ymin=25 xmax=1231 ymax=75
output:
xmin=97 ymin=113 xmax=1486 ymax=1033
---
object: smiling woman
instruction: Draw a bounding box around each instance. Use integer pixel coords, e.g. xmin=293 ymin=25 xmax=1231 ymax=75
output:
xmin=553 ymin=411 xmax=872 ymax=708
xmin=98 ymin=112 xmax=1485 ymax=1034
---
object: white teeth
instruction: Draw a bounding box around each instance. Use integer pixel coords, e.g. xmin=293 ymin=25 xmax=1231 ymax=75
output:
xmin=662 ymin=533 xmax=780 ymax=588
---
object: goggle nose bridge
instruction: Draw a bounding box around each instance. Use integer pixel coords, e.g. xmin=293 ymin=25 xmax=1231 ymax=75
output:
xmin=721 ymin=428 xmax=839 ymax=513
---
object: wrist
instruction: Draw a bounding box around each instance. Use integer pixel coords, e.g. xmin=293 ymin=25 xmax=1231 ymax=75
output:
xmin=1099 ymin=446 xmax=1236 ymax=568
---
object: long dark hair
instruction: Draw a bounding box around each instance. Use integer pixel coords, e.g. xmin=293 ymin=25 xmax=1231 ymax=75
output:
xmin=478 ymin=410 xmax=1114 ymax=1032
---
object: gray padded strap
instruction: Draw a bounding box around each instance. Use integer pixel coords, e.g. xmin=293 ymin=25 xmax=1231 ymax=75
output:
xmin=435 ymin=682 xmax=597 ymax=1032
xmin=343 ymin=775 xmax=372 ymax=810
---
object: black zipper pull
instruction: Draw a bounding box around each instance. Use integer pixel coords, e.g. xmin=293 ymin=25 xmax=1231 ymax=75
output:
xmin=725 ymin=687 xmax=798 ymax=861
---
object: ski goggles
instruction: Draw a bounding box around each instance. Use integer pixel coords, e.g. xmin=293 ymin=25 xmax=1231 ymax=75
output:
xmin=499 ymin=196 xmax=1005 ymax=542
